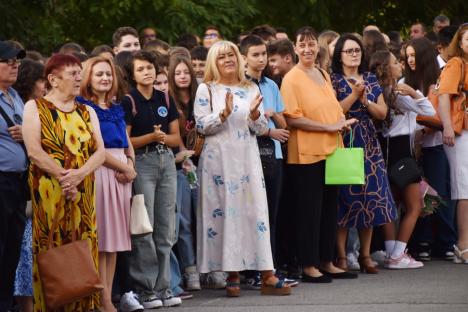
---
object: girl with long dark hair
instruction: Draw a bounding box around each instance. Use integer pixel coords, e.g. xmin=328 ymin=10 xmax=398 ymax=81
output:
xmin=371 ymin=50 xmax=435 ymax=269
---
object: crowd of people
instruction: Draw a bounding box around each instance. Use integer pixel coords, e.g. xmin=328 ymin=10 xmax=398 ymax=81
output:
xmin=0 ymin=14 xmax=467 ymax=312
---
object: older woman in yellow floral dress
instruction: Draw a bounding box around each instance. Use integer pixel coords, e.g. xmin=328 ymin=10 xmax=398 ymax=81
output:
xmin=22 ymin=54 xmax=105 ymax=312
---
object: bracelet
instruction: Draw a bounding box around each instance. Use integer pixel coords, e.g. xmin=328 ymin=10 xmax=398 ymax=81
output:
xmin=267 ymin=129 xmax=271 ymax=137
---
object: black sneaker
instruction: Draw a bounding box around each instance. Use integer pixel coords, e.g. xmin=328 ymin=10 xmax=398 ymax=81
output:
xmin=245 ymin=272 xmax=262 ymax=290
xmin=415 ymin=243 xmax=431 ymax=261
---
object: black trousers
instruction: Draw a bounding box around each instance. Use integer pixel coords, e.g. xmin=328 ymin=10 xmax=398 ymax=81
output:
xmin=276 ymin=162 xmax=299 ymax=270
xmin=288 ymin=161 xmax=338 ymax=267
xmin=0 ymin=173 xmax=27 ymax=312
xmin=261 ymin=157 xmax=283 ymax=266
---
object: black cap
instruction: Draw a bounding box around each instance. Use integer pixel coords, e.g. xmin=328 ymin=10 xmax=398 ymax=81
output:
xmin=0 ymin=41 xmax=26 ymax=60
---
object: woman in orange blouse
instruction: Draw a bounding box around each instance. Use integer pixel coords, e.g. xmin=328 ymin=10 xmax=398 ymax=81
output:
xmin=281 ymin=27 xmax=357 ymax=282
xmin=438 ymin=23 xmax=468 ymax=264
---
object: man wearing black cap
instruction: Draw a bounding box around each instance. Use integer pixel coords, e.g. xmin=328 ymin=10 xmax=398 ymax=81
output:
xmin=0 ymin=41 xmax=27 ymax=312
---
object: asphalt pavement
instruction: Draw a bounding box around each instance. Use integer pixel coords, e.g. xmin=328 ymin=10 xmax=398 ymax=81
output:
xmin=170 ymin=261 xmax=468 ymax=312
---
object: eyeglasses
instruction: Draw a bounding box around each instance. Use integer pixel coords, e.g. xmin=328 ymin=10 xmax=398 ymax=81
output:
xmin=341 ymin=48 xmax=362 ymax=56
xmin=204 ymin=33 xmax=219 ymax=39
xmin=0 ymin=58 xmax=21 ymax=66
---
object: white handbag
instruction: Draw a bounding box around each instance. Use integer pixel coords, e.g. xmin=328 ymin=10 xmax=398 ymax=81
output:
xmin=130 ymin=194 xmax=153 ymax=235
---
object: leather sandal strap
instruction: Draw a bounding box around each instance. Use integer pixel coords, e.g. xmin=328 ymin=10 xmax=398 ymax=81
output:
xmin=226 ymin=280 xmax=240 ymax=287
xmin=275 ymin=278 xmax=286 ymax=288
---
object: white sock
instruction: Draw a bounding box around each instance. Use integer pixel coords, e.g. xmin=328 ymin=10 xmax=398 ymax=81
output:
xmin=390 ymin=241 xmax=407 ymax=259
xmin=384 ymin=240 xmax=396 ymax=258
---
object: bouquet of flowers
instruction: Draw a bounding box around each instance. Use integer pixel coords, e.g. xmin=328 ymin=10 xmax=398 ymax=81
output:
xmin=419 ymin=180 xmax=445 ymax=216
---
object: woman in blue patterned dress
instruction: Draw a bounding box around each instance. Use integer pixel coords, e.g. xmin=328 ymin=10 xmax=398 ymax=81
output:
xmin=330 ymin=34 xmax=397 ymax=273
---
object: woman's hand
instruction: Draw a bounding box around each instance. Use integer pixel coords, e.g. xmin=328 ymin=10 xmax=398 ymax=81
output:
xmin=122 ymin=164 xmax=137 ymax=182
xmin=221 ymin=91 xmax=234 ymax=120
xmin=250 ymin=93 xmax=263 ymax=120
xmin=443 ymin=125 xmax=455 ymax=147
xmin=182 ymin=157 xmax=194 ymax=174
xmin=152 ymin=125 xmax=167 ymax=144
xmin=349 ymin=79 xmax=365 ymax=100
xmin=59 ymin=169 xmax=85 ymax=193
xmin=115 ymin=172 xmax=129 ymax=184
xmin=327 ymin=117 xmax=358 ymax=133
xmin=175 ymin=150 xmax=195 ymax=164
xmin=395 ymin=83 xmax=418 ymax=98
xmin=63 ymin=186 xmax=79 ymax=201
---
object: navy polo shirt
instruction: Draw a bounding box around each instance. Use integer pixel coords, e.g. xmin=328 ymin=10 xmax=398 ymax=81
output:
xmin=121 ymin=88 xmax=179 ymax=144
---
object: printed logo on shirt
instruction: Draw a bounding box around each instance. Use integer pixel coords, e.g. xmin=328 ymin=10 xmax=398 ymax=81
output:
xmin=157 ymin=106 xmax=168 ymax=118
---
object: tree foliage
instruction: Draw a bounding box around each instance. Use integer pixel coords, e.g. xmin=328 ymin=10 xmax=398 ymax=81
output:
xmin=1 ymin=0 xmax=467 ymax=54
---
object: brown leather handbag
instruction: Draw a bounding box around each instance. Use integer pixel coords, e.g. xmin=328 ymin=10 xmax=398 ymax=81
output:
xmin=37 ymin=201 xmax=103 ymax=310
xmin=416 ymin=58 xmax=467 ymax=135
xmin=186 ymin=84 xmax=213 ymax=156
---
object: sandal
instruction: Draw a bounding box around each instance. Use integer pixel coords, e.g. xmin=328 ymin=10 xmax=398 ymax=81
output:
xmin=335 ymin=257 xmax=349 ymax=271
xmin=261 ymin=276 xmax=291 ymax=296
xmin=453 ymin=245 xmax=468 ymax=264
xmin=226 ymin=280 xmax=241 ymax=297
xmin=358 ymin=256 xmax=379 ymax=274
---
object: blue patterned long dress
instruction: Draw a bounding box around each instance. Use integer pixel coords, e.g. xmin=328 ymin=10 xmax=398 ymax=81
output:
xmin=331 ymin=72 xmax=397 ymax=229
xmin=194 ymin=82 xmax=273 ymax=273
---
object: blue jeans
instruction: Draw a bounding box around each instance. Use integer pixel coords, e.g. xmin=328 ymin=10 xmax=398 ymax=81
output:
xmin=170 ymin=251 xmax=184 ymax=296
xmin=413 ymin=145 xmax=457 ymax=253
xmin=127 ymin=150 xmax=177 ymax=300
xmin=176 ymin=170 xmax=197 ymax=270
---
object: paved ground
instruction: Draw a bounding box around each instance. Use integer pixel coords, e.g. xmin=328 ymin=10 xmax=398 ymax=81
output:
xmin=171 ymin=261 xmax=467 ymax=312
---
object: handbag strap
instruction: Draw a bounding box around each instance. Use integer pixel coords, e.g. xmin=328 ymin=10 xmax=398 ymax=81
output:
xmin=47 ymin=200 xmax=76 ymax=249
xmin=206 ymin=83 xmax=213 ymax=113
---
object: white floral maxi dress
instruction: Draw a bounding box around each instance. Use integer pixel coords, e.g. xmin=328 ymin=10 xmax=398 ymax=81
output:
xmin=194 ymin=82 xmax=273 ymax=273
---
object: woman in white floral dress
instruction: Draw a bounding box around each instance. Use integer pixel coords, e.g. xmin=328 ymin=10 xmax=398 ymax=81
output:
xmin=195 ymin=41 xmax=291 ymax=297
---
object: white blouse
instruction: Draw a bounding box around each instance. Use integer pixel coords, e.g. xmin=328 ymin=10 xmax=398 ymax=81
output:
xmin=382 ymin=90 xmax=435 ymax=138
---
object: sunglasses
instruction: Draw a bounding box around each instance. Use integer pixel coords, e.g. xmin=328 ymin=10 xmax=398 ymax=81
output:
xmin=341 ymin=48 xmax=361 ymax=56
xmin=0 ymin=58 xmax=21 ymax=66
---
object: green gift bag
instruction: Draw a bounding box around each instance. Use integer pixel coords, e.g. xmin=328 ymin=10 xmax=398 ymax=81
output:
xmin=325 ymin=131 xmax=365 ymax=185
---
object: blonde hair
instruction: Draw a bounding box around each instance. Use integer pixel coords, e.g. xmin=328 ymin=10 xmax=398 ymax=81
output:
xmin=203 ymin=41 xmax=251 ymax=87
xmin=318 ymin=30 xmax=339 ymax=50
xmin=448 ymin=24 xmax=468 ymax=59
xmin=80 ymin=56 xmax=118 ymax=105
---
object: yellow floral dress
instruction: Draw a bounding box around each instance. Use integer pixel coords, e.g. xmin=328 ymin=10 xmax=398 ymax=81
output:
xmin=31 ymin=98 xmax=99 ymax=312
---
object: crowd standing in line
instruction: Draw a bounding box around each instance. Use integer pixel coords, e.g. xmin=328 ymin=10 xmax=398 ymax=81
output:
xmin=0 ymin=15 xmax=467 ymax=312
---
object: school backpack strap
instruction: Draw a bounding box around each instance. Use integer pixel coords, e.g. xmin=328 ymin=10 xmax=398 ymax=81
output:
xmin=125 ymin=94 xmax=137 ymax=117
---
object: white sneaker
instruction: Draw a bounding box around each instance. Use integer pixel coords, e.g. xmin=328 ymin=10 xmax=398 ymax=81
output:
xmin=184 ymin=266 xmax=201 ymax=291
xmin=141 ymin=295 xmax=163 ymax=309
xmin=119 ymin=291 xmax=144 ymax=312
xmin=386 ymin=251 xmax=424 ymax=269
xmin=371 ymin=250 xmax=387 ymax=266
xmin=346 ymin=252 xmax=360 ymax=271
xmin=200 ymin=272 xmax=226 ymax=289
xmin=162 ymin=295 xmax=182 ymax=307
